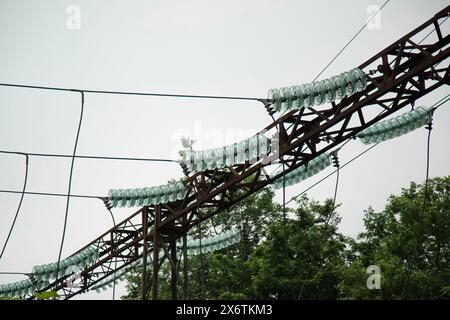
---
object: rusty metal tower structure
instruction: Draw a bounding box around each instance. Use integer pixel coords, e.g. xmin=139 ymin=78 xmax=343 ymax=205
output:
xmin=29 ymin=5 xmax=450 ymax=300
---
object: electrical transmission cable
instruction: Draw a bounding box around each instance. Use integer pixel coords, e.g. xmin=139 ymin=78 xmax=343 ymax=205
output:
xmin=400 ymin=115 xmax=433 ymax=299
xmin=0 ymin=150 xmax=176 ymax=163
xmin=281 ymin=93 xmax=450 ymax=209
xmin=0 ymin=4 xmax=447 ymax=301
xmin=0 ymin=97 xmax=446 ymax=286
xmin=0 ymin=154 xmax=29 ymax=261
xmin=388 ymin=14 xmax=449 ymax=70
xmin=295 ymin=95 xmax=449 ymax=299
xmin=1 ymin=96 xmax=447 ymax=204
xmin=282 ymin=162 xmax=288 ymax=257
xmin=0 ymin=83 xmax=263 ymax=103
xmin=54 ymin=91 xmax=85 ymax=288
xmin=0 ymin=272 xmax=30 ymax=276
xmin=312 ymin=0 xmax=390 ymax=82
xmin=328 ymin=161 xmax=340 ymax=226
xmin=429 ymin=93 xmax=450 ymax=111
xmin=0 ymin=189 xmax=101 ymax=199
xmin=298 ymin=153 xmax=340 ymax=300
xmin=275 ymin=0 xmax=390 ymax=120
xmin=281 ymin=143 xmax=379 ymax=210
xmin=106 ymin=208 xmax=117 ymax=300
xmin=199 ymin=222 xmax=204 ymax=300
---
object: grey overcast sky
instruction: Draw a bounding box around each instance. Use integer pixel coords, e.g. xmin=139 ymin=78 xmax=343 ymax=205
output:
xmin=0 ymin=0 xmax=449 ymax=300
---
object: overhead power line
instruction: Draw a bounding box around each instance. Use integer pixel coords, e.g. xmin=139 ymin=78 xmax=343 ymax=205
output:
xmin=283 ymin=93 xmax=450 ymax=209
xmin=55 ymin=91 xmax=85 ymax=287
xmin=0 ymin=95 xmax=447 ymax=203
xmin=429 ymin=93 xmax=450 ymax=111
xmin=0 ymin=189 xmax=101 ymax=199
xmin=1 ymin=94 xmax=448 ymax=203
xmin=286 ymin=142 xmax=380 ymax=207
xmin=0 ymin=83 xmax=264 ymax=102
xmin=104 ymin=207 xmax=117 ymax=300
xmin=0 ymin=150 xmax=177 ymax=163
xmin=312 ymin=0 xmax=391 ymax=82
xmin=401 ymin=110 xmax=434 ymax=299
xmin=0 ymin=154 xmax=28 ymax=261
xmin=0 ymin=272 xmax=31 ymax=276
xmin=275 ymin=0 xmax=391 ymax=121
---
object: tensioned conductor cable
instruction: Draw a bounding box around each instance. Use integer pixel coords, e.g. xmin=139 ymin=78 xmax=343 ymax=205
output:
xmin=282 ymin=93 xmax=450 ymax=209
xmin=266 ymin=137 xmax=352 ymax=190
xmin=293 ymin=94 xmax=448 ymax=299
xmin=0 ymin=189 xmax=101 ymax=199
xmin=100 ymin=198 xmax=117 ymax=300
xmin=322 ymin=153 xmax=341 ymax=231
xmin=269 ymin=0 xmax=416 ymax=174
xmin=0 ymin=96 xmax=447 ymax=208
xmin=0 ymin=150 xmax=177 ymax=163
xmin=400 ymin=112 xmax=434 ymax=299
xmin=420 ymin=15 xmax=449 ymax=43
xmin=281 ymin=161 xmax=291 ymax=259
xmin=0 ymin=272 xmax=31 ymax=276
xmin=54 ymin=91 xmax=85 ymax=289
xmin=1 ymin=95 xmax=447 ymax=203
xmin=0 ymin=154 xmax=29 ymax=261
xmin=331 ymin=153 xmax=340 ymax=214
xmin=312 ymin=0 xmax=390 ymax=82
xmin=198 ymin=222 xmax=204 ymax=300
xmin=298 ymin=151 xmax=340 ymax=300
xmin=282 ymin=162 xmax=286 ymax=225
xmin=0 ymin=0 xmax=392 ymax=199
xmin=273 ymin=0 xmax=390 ymax=120
xmin=107 ymin=207 xmax=117 ymax=300
xmin=284 ymin=103 xmax=434 ymax=206
xmin=280 ymin=142 xmax=380 ymax=211
xmin=1 ymin=95 xmax=445 ymax=298
xmin=0 ymin=83 xmax=265 ymax=103
xmin=388 ymin=14 xmax=449 ymax=71
xmin=429 ymin=93 xmax=450 ymax=111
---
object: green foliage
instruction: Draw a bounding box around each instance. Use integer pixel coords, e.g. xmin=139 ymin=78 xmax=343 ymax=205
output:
xmin=122 ymin=176 xmax=450 ymax=300
xmin=122 ymin=271 xmax=146 ymax=300
xmin=338 ymin=176 xmax=450 ymax=299
xmin=179 ymin=137 xmax=195 ymax=158
xmin=122 ymin=187 xmax=278 ymax=300
xmin=0 ymin=290 xmax=59 ymax=300
xmin=248 ymin=197 xmax=349 ymax=299
xmin=33 ymin=291 xmax=59 ymax=300
xmin=0 ymin=295 xmax=22 ymax=300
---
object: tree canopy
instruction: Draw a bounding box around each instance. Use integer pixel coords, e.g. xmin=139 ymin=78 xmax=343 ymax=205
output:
xmin=122 ymin=175 xmax=450 ymax=300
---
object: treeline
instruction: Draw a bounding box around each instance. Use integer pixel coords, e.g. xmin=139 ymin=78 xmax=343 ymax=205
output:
xmin=123 ymin=176 xmax=450 ymax=300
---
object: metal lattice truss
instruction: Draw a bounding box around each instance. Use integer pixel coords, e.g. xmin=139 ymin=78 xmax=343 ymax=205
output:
xmin=36 ymin=6 xmax=449 ymax=300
